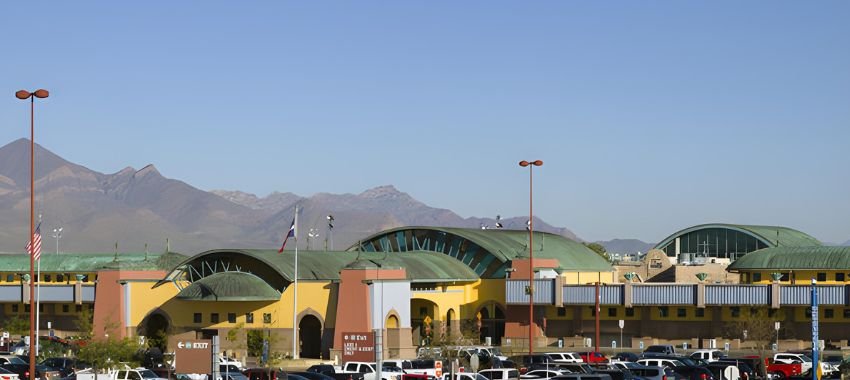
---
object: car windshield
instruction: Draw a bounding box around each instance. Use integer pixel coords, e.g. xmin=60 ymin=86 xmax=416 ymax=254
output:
xmin=8 ymin=357 xmax=27 ymax=365
xmin=139 ymin=370 xmax=160 ymax=379
xmin=800 ymin=356 xmax=812 ymax=363
xmin=675 ymin=358 xmax=698 ymax=366
xmin=490 ymin=348 xmax=503 ymax=356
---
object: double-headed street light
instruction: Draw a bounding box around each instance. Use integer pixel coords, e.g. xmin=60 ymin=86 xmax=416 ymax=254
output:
xmin=518 ymin=159 xmax=542 ymax=354
xmin=16 ymin=89 xmax=49 ymax=378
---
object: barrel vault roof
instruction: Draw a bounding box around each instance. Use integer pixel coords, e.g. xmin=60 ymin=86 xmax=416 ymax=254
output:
xmin=654 ymin=223 xmax=821 ymax=250
xmin=162 ymin=249 xmax=480 ymax=285
xmin=728 ymin=246 xmax=850 ymax=271
xmin=349 ymin=226 xmax=613 ymax=278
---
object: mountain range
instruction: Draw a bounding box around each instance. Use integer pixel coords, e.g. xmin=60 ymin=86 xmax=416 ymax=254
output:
xmin=0 ymin=138 xmax=601 ymax=255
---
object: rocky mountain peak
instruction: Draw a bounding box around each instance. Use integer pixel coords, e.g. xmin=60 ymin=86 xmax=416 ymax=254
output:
xmin=135 ymin=164 xmax=160 ymax=178
xmin=359 ymin=185 xmax=407 ymax=199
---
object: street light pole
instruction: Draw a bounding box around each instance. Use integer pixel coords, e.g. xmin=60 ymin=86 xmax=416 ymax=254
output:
xmin=519 ymin=160 xmax=543 ymax=354
xmin=53 ymin=227 xmax=63 ymax=255
xmin=16 ymin=88 xmax=49 ymax=380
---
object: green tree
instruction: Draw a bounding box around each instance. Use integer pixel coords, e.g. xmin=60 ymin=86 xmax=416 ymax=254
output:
xmin=725 ymin=307 xmax=781 ymax=378
xmin=584 ymin=242 xmax=612 ymax=262
xmin=1 ymin=314 xmax=30 ymax=337
xmin=74 ymin=307 xmax=141 ymax=379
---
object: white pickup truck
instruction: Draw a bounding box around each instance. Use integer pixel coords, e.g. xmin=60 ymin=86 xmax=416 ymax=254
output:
xmin=76 ymin=368 xmax=168 ymax=380
xmin=338 ymin=362 xmax=406 ymax=380
xmin=773 ymin=353 xmax=836 ymax=377
xmin=383 ymin=359 xmax=444 ymax=378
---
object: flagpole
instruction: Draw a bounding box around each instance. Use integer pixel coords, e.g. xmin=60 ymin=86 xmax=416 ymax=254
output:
xmin=36 ymin=259 xmax=40 ymax=357
xmin=292 ymin=205 xmax=299 ymax=360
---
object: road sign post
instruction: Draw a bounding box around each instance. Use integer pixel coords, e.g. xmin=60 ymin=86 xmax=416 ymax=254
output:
xmin=619 ymin=320 xmax=624 ymax=351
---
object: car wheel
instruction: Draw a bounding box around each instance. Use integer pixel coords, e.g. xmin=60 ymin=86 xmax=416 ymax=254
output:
xmin=771 ymin=372 xmax=785 ymax=380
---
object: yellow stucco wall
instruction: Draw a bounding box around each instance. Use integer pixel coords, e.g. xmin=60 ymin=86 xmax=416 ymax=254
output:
xmin=146 ymin=280 xmax=333 ymax=330
xmin=561 ymin=271 xmax=616 ymax=285
xmin=126 ymin=280 xmax=180 ymax=326
xmin=742 ymin=270 xmax=850 ymax=285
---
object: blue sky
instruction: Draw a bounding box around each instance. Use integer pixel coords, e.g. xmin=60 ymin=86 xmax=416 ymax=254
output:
xmin=2 ymin=2 xmax=848 ymax=243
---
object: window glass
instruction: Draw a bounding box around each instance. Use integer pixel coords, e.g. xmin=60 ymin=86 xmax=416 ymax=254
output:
xmin=194 ymin=313 xmax=202 ymax=323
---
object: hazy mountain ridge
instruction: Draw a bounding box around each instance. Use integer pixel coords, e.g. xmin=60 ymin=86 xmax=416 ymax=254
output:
xmin=598 ymin=238 xmax=655 ymax=255
xmin=0 ymin=138 xmax=582 ymax=254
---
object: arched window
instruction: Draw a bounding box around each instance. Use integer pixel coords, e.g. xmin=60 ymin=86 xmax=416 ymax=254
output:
xmin=386 ymin=315 xmax=399 ymax=329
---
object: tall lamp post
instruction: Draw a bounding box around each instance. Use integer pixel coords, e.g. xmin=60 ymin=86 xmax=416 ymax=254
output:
xmin=52 ymin=227 xmax=63 ymax=255
xmin=519 ymin=159 xmax=542 ymax=354
xmin=16 ymin=88 xmax=49 ymax=379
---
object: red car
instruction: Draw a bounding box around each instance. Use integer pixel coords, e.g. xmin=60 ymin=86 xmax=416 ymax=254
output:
xmin=579 ymin=351 xmax=609 ymax=363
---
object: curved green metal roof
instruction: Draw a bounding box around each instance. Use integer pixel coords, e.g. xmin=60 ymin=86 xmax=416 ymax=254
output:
xmin=176 ymin=271 xmax=281 ymax=301
xmin=160 ymin=249 xmax=480 ymax=286
xmin=348 ymin=227 xmax=613 ymax=278
xmin=728 ymin=246 xmax=850 ymax=271
xmin=0 ymin=252 xmax=186 ymax=272
xmin=654 ymin=223 xmax=821 ymax=250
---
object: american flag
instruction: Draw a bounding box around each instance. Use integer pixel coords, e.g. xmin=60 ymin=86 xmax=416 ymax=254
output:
xmin=25 ymin=223 xmax=43 ymax=261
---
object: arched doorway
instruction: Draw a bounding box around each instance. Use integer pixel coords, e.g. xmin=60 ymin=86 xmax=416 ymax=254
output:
xmin=142 ymin=312 xmax=170 ymax=351
xmin=299 ymin=315 xmax=322 ymax=359
xmin=411 ymin=299 xmax=439 ymax=345
xmin=478 ymin=304 xmax=505 ymax=345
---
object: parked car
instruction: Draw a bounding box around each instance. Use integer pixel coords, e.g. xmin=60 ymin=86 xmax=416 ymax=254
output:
xmin=478 ymin=369 xmax=520 ymax=380
xmin=627 ymin=365 xmax=674 ymax=380
xmin=643 ymin=345 xmax=676 ymax=357
xmin=636 ymin=358 xmax=687 ymax=369
xmin=553 ymin=364 xmax=594 ymax=375
xmin=0 ymin=367 xmax=20 ymax=380
xmin=1 ymin=360 xmax=61 ymax=380
xmin=441 ymin=374 xmax=488 ymax=380
xmin=547 ymin=354 xmax=583 ymax=364
xmin=690 ymin=351 xmax=726 ymax=363
xmin=578 ymin=353 xmax=608 ymax=364
xmin=509 ymin=355 xmax=557 ymax=374
xmin=612 ymin=353 xmax=639 ymax=363
xmin=244 ymin=368 xmax=288 ymax=380
xmin=291 ymin=371 xmax=336 ymax=380
xmin=520 ymin=370 xmax=569 ymax=380
xmin=551 ymin=374 xmax=612 ymax=380
xmin=668 ymin=365 xmax=716 ymax=380
xmin=706 ymin=362 xmax=756 ymax=380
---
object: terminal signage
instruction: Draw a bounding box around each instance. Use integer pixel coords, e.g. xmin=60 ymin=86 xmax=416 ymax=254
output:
xmin=342 ymin=332 xmax=375 ymax=362
xmin=171 ymin=338 xmax=212 ymax=375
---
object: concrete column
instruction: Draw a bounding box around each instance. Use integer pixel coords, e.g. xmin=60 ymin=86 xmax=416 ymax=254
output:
xmin=22 ymin=275 xmax=31 ymax=303
xmin=624 ymin=282 xmax=633 ymax=309
xmin=555 ymin=276 xmax=563 ymax=307
xmin=697 ymin=283 xmax=705 ymax=308
xmin=771 ymin=281 xmax=781 ymax=309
